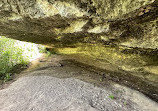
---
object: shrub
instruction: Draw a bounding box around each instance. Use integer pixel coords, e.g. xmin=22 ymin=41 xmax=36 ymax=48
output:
xmin=0 ymin=37 xmax=27 ymax=80
xmin=0 ymin=36 xmax=41 ymax=81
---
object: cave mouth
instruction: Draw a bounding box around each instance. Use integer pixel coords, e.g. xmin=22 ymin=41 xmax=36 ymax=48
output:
xmin=0 ymin=0 xmax=158 ymax=103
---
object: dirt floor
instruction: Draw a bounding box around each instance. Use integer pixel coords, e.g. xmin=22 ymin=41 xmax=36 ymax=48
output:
xmin=0 ymin=55 xmax=158 ymax=111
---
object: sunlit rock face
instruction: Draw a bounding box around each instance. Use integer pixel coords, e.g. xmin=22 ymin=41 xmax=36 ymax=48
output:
xmin=0 ymin=1 xmax=158 ymax=81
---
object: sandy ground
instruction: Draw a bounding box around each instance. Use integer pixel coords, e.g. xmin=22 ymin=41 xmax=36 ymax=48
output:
xmin=0 ymin=55 xmax=157 ymax=111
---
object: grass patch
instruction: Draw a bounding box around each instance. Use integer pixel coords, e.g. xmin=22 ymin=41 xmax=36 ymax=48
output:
xmin=109 ymin=94 xmax=115 ymax=99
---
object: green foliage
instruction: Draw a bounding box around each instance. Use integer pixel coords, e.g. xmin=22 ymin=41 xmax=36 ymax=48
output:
xmin=123 ymin=101 xmax=127 ymax=105
xmin=46 ymin=51 xmax=52 ymax=58
xmin=109 ymin=94 xmax=115 ymax=99
xmin=0 ymin=37 xmax=28 ymax=80
xmin=38 ymin=46 xmax=47 ymax=53
xmin=4 ymin=73 xmax=11 ymax=82
xmin=38 ymin=46 xmax=53 ymax=58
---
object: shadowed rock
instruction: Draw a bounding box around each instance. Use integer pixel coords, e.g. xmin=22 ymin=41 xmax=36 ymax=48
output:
xmin=0 ymin=0 xmax=157 ymax=48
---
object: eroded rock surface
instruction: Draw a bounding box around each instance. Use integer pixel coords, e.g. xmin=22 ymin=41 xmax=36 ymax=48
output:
xmin=1 ymin=76 xmax=157 ymax=111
